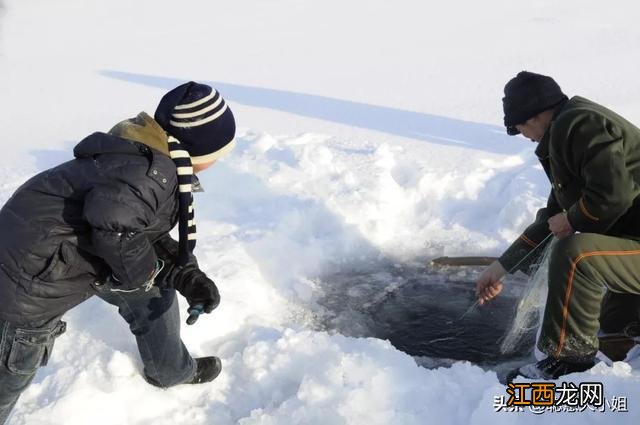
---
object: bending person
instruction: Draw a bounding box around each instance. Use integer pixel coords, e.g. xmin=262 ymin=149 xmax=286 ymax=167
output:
xmin=476 ymin=71 xmax=640 ymax=381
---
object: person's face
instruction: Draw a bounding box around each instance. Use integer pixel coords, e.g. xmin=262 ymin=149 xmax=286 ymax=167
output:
xmin=515 ymin=115 xmax=548 ymax=143
xmin=192 ymin=160 xmax=216 ymax=174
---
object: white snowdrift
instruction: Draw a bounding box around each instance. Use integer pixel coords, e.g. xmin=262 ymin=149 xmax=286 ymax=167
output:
xmin=1 ymin=0 xmax=639 ymax=424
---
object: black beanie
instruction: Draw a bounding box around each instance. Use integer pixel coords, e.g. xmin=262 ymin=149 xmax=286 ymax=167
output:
xmin=502 ymin=71 xmax=568 ymax=135
xmin=155 ymin=82 xmax=236 ymax=163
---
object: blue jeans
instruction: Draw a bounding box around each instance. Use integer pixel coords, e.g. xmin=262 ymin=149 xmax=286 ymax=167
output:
xmin=0 ymin=319 xmax=66 ymax=424
xmin=0 ymin=286 xmax=196 ymax=424
xmin=97 ymin=286 xmax=196 ymax=387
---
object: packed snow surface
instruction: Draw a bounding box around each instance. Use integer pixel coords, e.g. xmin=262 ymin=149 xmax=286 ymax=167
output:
xmin=1 ymin=0 xmax=640 ymax=423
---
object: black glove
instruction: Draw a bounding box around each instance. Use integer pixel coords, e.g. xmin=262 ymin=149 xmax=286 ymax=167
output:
xmin=152 ymin=234 xmax=196 ymax=289
xmin=172 ymin=264 xmax=221 ymax=314
xmin=153 ymin=235 xmax=220 ymax=324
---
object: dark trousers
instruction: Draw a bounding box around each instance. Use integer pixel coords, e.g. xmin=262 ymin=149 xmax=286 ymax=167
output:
xmin=0 ymin=320 xmax=66 ymax=424
xmin=0 ymin=286 xmax=195 ymax=424
xmin=539 ymin=233 xmax=640 ymax=361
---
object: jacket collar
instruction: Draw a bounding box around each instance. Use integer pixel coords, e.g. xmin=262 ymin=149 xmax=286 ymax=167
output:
xmin=535 ymin=98 xmax=569 ymax=160
xmin=73 ymin=131 xmax=147 ymax=158
xmin=73 ymin=113 xmax=205 ymax=191
xmin=73 ymin=132 xmax=172 ymax=188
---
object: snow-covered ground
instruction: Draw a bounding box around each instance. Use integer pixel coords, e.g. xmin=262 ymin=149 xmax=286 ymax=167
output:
xmin=1 ymin=0 xmax=640 ymax=423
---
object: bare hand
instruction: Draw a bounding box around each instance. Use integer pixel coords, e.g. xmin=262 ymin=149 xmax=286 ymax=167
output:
xmin=548 ymin=212 xmax=574 ymax=239
xmin=475 ymin=261 xmax=506 ymax=305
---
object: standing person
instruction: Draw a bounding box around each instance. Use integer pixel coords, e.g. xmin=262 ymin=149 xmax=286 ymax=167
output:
xmin=0 ymin=81 xmax=235 ymax=423
xmin=475 ymin=71 xmax=640 ymax=381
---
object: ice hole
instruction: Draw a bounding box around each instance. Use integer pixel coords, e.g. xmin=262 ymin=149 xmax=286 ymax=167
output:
xmin=315 ymin=262 xmax=538 ymax=373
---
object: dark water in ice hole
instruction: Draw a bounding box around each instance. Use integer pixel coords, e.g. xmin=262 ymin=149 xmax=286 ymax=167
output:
xmin=316 ymin=263 xmax=537 ymax=375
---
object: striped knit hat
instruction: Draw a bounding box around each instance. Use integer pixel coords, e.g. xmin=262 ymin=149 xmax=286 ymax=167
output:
xmin=154 ymin=82 xmax=236 ymax=265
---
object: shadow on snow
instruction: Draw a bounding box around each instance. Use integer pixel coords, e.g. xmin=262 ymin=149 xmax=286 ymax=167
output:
xmin=99 ymin=70 xmax=521 ymax=155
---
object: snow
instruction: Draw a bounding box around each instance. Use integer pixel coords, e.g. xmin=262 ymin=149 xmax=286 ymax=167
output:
xmin=1 ymin=0 xmax=640 ymax=423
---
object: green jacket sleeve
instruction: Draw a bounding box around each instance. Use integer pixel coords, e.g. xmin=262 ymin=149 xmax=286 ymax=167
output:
xmin=498 ymin=190 xmax=559 ymax=274
xmin=559 ymin=113 xmax=637 ymax=233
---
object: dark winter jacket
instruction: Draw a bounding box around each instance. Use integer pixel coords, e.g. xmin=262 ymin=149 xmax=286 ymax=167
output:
xmin=0 ymin=113 xmax=181 ymax=326
xmin=499 ymin=96 xmax=640 ymax=272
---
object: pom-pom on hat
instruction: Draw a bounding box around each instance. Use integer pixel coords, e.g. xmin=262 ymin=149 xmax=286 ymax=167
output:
xmin=155 ymin=82 xmax=236 ymax=163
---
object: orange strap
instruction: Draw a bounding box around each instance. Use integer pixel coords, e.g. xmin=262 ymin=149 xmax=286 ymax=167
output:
xmin=519 ymin=234 xmax=538 ymax=248
xmin=578 ymin=198 xmax=599 ymax=222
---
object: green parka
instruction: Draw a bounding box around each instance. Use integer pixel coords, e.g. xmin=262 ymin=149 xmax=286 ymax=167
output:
xmin=499 ymin=96 xmax=640 ymax=272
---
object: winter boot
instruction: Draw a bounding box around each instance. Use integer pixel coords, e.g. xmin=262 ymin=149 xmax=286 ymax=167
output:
xmin=505 ymin=356 xmax=595 ymax=383
xmin=187 ymin=356 xmax=222 ymax=384
xmin=598 ymin=322 xmax=640 ymax=361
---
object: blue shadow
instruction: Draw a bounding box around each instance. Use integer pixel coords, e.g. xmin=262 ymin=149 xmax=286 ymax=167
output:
xmin=99 ymin=70 xmax=521 ymax=155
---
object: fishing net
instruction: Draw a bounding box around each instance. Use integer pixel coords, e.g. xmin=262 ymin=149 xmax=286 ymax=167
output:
xmin=500 ymin=238 xmax=557 ymax=355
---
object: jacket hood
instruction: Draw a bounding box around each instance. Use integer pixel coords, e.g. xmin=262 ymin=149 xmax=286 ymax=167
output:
xmin=73 ymin=112 xmax=170 ymax=159
xmin=73 ymin=132 xmax=140 ymax=158
xmin=108 ymin=112 xmax=170 ymax=156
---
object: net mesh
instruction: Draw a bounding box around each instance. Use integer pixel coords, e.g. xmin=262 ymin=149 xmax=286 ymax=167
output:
xmin=499 ymin=238 xmax=556 ymax=355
